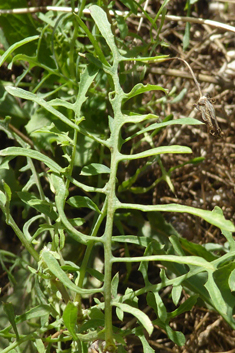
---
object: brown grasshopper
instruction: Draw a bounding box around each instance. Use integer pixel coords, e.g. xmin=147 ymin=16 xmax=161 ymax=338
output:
xmin=160 ymin=57 xmax=223 ymax=137
xmin=194 ymin=95 xmax=223 ymax=137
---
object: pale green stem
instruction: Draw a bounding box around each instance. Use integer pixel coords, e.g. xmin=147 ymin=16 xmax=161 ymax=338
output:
xmin=78 ymin=0 xmax=87 ymax=17
xmin=75 ymin=199 xmax=108 ymax=313
xmin=103 ymin=165 xmax=117 ymax=350
xmin=102 ymin=66 xmax=124 ymax=350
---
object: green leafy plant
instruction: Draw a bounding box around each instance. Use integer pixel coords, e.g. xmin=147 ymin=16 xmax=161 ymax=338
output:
xmin=0 ymin=3 xmax=235 ymax=353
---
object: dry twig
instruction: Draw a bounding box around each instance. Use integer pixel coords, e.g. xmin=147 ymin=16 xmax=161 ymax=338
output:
xmin=0 ymin=7 xmax=235 ymax=34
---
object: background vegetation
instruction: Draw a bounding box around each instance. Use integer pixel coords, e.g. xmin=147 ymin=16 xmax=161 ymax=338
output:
xmin=1 ymin=1 xmax=235 ymax=352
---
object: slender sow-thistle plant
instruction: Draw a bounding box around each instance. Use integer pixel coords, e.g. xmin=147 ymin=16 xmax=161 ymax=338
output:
xmin=0 ymin=4 xmax=235 ymax=353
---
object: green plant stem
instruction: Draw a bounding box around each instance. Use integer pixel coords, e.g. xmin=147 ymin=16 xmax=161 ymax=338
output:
xmin=1 ymin=336 xmax=34 ymax=353
xmin=103 ymin=153 xmax=120 ymax=350
xmin=65 ymin=173 xmax=105 ymax=193
xmin=66 ymin=128 xmax=78 ymax=186
xmin=5 ymin=123 xmax=51 ymax=220
xmin=75 ymin=199 xmax=107 ymax=315
xmin=5 ymin=214 xmax=39 ymax=262
xmin=69 ymin=16 xmax=78 ymax=78
xmin=102 ymin=63 xmax=124 ymax=351
xmin=103 ymin=165 xmax=117 ymax=351
xmin=27 ymin=158 xmax=52 ymax=228
xmin=78 ymin=0 xmax=87 ymax=17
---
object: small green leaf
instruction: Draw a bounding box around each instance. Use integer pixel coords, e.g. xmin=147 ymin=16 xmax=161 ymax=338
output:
xmin=112 ymin=235 xmax=155 ymax=248
xmin=213 ymin=207 xmax=235 ymax=250
xmin=138 ymin=332 xmax=155 ymax=353
xmin=75 ymin=64 xmax=99 ymax=112
xmin=114 ymin=302 xmax=153 ymax=335
xmin=183 ymin=22 xmax=190 ymax=51
xmin=172 ymin=285 xmax=182 ymax=306
xmin=90 ymin=5 xmax=119 ymax=57
xmin=87 ymin=268 xmax=104 ymax=282
xmin=116 ymin=15 xmax=128 ymax=38
xmin=0 ymin=156 xmax=14 ymax=170
xmin=205 ymin=271 xmax=227 ymax=315
xmin=70 ymin=218 xmax=85 ymax=227
xmin=0 ymin=35 xmax=39 ymax=67
xmin=78 ymin=318 xmax=104 ymax=332
xmin=18 ymin=192 xmax=58 ymax=220
xmin=41 ymin=247 xmax=101 ymax=295
xmin=63 ymin=301 xmax=78 ymax=340
xmin=47 ymin=99 xmax=74 ymax=110
xmin=35 ymin=339 xmax=46 ymax=353
xmin=61 ymin=263 xmax=80 ymax=272
xmin=16 ymin=305 xmax=51 ymax=324
xmin=28 ymin=199 xmax=58 ymax=220
xmin=5 ymin=87 xmax=83 ymax=133
xmin=3 ymin=302 xmax=19 ymax=340
xmin=0 ymin=190 xmax=6 ymax=206
xmin=74 ymin=15 xmax=109 ymax=67
xmin=153 ymin=292 xmax=167 ymax=322
xmin=222 ymin=229 xmax=235 ymax=251
xmin=0 ymin=181 xmax=11 ymax=221
xmin=120 ymin=145 xmax=192 ymax=161
xmin=229 ymin=269 xmax=235 ymax=291
xmin=179 ymin=237 xmax=216 ymax=261
xmin=67 ymin=196 xmax=101 ymax=214
xmin=111 ymin=272 xmax=119 ymax=298
xmin=169 ymin=295 xmax=198 ymax=319
xmin=123 ymin=83 xmax=167 ymax=102
xmin=153 ymin=0 xmax=171 ymax=22
xmin=3 ymin=181 xmax=11 ymax=203
xmin=81 ymin=163 xmax=110 ymax=176
xmin=116 ymin=307 xmax=124 ymax=321
xmin=123 ymin=113 xmax=159 ymax=124
xmin=165 ymin=324 xmax=185 ymax=346
xmin=170 ymin=88 xmax=187 ymax=103
xmin=0 ymin=147 xmax=61 ymax=173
